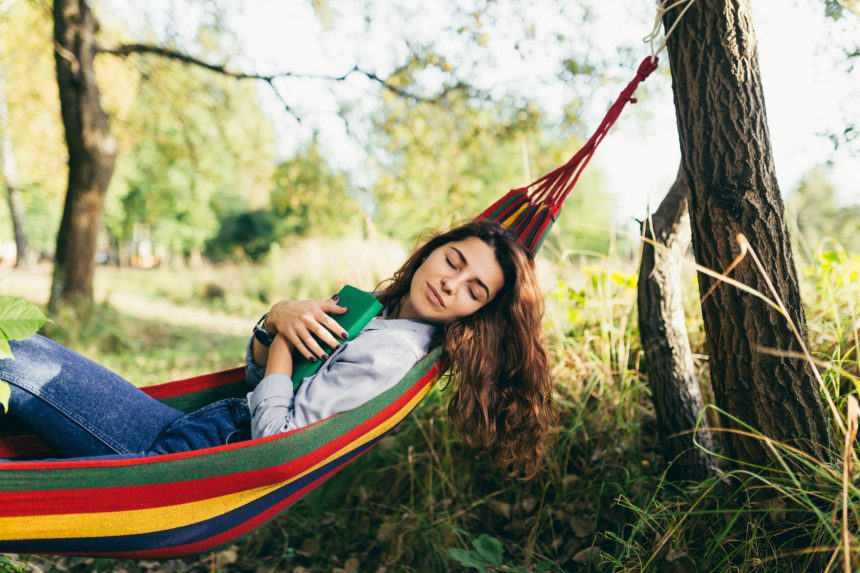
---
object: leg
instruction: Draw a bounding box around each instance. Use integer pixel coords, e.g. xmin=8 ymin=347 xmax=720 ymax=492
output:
xmin=0 ymin=334 xmax=184 ymax=457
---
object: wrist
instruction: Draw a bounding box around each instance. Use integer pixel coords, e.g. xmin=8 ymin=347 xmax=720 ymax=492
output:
xmin=264 ymin=317 xmax=277 ymax=335
xmin=253 ymin=313 xmax=276 ymax=347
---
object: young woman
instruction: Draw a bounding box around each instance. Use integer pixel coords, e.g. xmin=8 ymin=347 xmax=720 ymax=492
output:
xmin=0 ymin=220 xmax=556 ymax=476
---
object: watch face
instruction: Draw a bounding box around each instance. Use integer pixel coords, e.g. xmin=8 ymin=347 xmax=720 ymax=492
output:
xmin=254 ymin=327 xmax=274 ymax=347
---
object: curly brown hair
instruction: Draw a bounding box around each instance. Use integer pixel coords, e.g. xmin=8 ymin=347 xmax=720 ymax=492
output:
xmin=376 ymin=220 xmax=557 ymax=478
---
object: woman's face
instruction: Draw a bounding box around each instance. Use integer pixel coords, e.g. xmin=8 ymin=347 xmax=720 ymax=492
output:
xmin=398 ymin=236 xmax=506 ymax=323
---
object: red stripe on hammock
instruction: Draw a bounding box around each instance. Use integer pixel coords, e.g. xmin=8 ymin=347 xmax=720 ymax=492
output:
xmin=142 ymin=367 xmax=246 ymax=399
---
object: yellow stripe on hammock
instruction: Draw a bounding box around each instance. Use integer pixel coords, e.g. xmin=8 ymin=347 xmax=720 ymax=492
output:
xmin=267 ymin=372 xmax=436 ymax=493
xmin=502 ymin=202 xmax=530 ymax=228
xmin=1 ymin=376 xmax=435 ymax=540
xmin=3 ymin=483 xmax=280 ymax=539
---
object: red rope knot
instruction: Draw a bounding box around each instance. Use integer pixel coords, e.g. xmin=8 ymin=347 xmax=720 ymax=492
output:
xmin=635 ymin=56 xmax=659 ymax=82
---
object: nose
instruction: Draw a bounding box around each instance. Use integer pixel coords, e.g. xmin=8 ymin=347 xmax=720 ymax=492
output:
xmin=441 ymin=275 xmax=464 ymax=294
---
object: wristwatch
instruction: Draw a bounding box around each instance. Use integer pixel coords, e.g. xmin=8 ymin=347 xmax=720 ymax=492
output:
xmin=253 ymin=313 xmax=275 ymax=347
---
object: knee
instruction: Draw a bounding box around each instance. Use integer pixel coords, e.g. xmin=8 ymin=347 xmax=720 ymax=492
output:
xmin=0 ymin=335 xmax=63 ymax=387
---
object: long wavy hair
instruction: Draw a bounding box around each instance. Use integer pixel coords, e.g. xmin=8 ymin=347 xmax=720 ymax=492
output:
xmin=376 ymin=220 xmax=557 ymax=477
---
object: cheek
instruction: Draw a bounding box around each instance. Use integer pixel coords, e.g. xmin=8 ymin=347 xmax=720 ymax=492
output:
xmin=453 ymin=297 xmax=482 ymax=319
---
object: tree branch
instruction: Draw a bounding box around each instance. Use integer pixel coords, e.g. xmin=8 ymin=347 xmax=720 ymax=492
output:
xmin=95 ymin=42 xmax=470 ymax=119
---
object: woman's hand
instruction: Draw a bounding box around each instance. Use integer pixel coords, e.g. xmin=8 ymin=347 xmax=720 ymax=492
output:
xmin=266 ymin=297 xmax=349 ymax=361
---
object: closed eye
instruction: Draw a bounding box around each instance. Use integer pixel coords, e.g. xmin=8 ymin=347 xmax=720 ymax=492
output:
xmin=445 ymin=257 xmax=456 ymax=269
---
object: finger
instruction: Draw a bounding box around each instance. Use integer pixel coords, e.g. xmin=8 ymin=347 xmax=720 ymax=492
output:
xmin=314 ymin=312 xmax=346 ymax=346
xmin=323 ymin=299 xmax=349 ymax=314
xmin=298 ymin=329 xmax=329 ymax=361
xmin=314 ymin=309 xmax=349 ymax=341
xmin=286 ymin=330 xmax=316 ymax=362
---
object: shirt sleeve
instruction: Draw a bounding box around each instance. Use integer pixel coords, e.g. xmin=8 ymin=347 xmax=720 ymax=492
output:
xmin=247 ymin=332 xmax=421 ymax=439
xmin=245 ymin=335 xmax=266 ymax=389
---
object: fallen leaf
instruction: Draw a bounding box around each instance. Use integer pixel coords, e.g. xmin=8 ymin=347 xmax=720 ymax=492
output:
xmin=573 ymin=546 xmax=601 ymax=565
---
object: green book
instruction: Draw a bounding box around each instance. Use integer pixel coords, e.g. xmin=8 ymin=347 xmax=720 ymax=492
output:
xmin=291 ymin=285 xmax=384 ymax=390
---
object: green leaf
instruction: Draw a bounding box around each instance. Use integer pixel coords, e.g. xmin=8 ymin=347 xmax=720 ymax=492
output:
xmin=0 ymin=297 xmax=47 ymax=359
xmin=448 ymin=547 xmax=491 ymax=571
xmin=610 ymin=271 xmax=637 ymax=290
xmin=472 ymin=534 xmax=504 ymax=566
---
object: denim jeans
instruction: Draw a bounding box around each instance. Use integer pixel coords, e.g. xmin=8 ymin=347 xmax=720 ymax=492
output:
xmin=0 ymin=334 xmax=250 ymax=460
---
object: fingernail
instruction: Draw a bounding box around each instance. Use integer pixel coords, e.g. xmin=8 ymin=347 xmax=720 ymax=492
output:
xmin=322 ymin=354 xmax=329 ymax=360
xmin=332 ymin=294 xmax=340 ymax=302
xmin=310 ymin=357 xmax=317 ymax=362
xmin=342 ymin=332 xmax=349 ymax=339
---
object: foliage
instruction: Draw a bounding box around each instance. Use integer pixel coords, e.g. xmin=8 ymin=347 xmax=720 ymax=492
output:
xmin=786 ymin=164 xmax=860 ymax=259
xmin=449 ymin=533 xmax=557 ymax=572
xmin=0 ymin=1 xmax=66 ymax=252
xmin=0 ymin=296 xmax=47 ymax=358
xmin=104 ymin=52 xmax=275 ymax=259
xmin=270 ymin=137 xmax=362 ymax=238
xmin=205 ymin=208 xmax=279 ymax=262
xmin=206 ymin=138 xmax=363 ymax=262
xmin=0 ymin=554 xmax=24 ymax=573
xmin=0 ymin=2 xmax=275 ymax=260
xmin=824 ymin=0 xmax=860 ymax=20
xmin=367 ymin=53 xmax=617 ymax=253
xmin=367 ymin=64 xmax=538 ymax=241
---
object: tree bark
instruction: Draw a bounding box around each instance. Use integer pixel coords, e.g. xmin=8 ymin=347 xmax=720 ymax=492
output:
xmin=0 ymin=69 xmax=28 ymax=268
xmin=49 ymin=0 xmax=117 ymax=308
xmin=638 ymin=165 xmax=714 ymax=480
xmin=663 ymin=0 xmax=830 ymax=465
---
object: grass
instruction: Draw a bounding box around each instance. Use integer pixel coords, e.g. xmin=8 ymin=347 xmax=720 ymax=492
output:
xmin=0 ymin=237 xmax=858 ymax=572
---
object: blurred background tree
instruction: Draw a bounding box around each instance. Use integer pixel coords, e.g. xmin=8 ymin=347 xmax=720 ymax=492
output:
xmin=787 ymin=164 xmax=860 ymax=258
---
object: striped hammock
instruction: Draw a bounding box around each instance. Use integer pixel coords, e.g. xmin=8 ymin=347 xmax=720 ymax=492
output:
xmin=0 ymin=57 xmax=656 ymax=558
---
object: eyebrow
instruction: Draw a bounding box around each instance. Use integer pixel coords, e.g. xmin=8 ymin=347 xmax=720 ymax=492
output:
xmin=450 ymin=246 xmax=491 ymax=300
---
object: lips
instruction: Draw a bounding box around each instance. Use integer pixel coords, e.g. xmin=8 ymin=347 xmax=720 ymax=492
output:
xmin=427 ymin=283 xmax=445 ymax=308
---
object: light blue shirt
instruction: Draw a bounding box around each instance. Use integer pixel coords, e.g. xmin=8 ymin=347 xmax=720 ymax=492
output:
xmin=244 ymin=308 xmax=439 ymax=439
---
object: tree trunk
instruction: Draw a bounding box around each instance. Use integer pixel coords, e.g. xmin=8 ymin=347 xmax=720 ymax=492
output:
xmin=49 ymin=0 xmax=117 ymax=308
xmin=663 ymin=0 xmax=830 ymax=465
xmin=0 ymin=69 xmax=28 ymax=268
xmin=638 ymin=165 xmax=714 ymax=480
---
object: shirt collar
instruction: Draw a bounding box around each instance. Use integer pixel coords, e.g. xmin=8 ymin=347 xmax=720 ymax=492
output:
xmin=364 ymin=316 xmax=439 ymax=334
xmin=361 ymin=298 xmax=440 ymax=338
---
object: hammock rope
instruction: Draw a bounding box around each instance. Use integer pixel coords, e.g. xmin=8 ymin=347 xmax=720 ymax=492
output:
xmin=0 ymin=56 xmax=659 ymax=559
xmin=480 ymin=56 xmax=658 ymax=254
xmin=644 ymin=0 xmax=696 ymax=60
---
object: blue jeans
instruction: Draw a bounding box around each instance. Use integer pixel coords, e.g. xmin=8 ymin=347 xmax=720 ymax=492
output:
xmin=0 ymin=335 xmax=250 ymax=459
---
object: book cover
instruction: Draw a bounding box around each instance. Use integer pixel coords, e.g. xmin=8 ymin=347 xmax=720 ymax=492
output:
xmin=290 ymin=285 xmax=384 ymax=389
